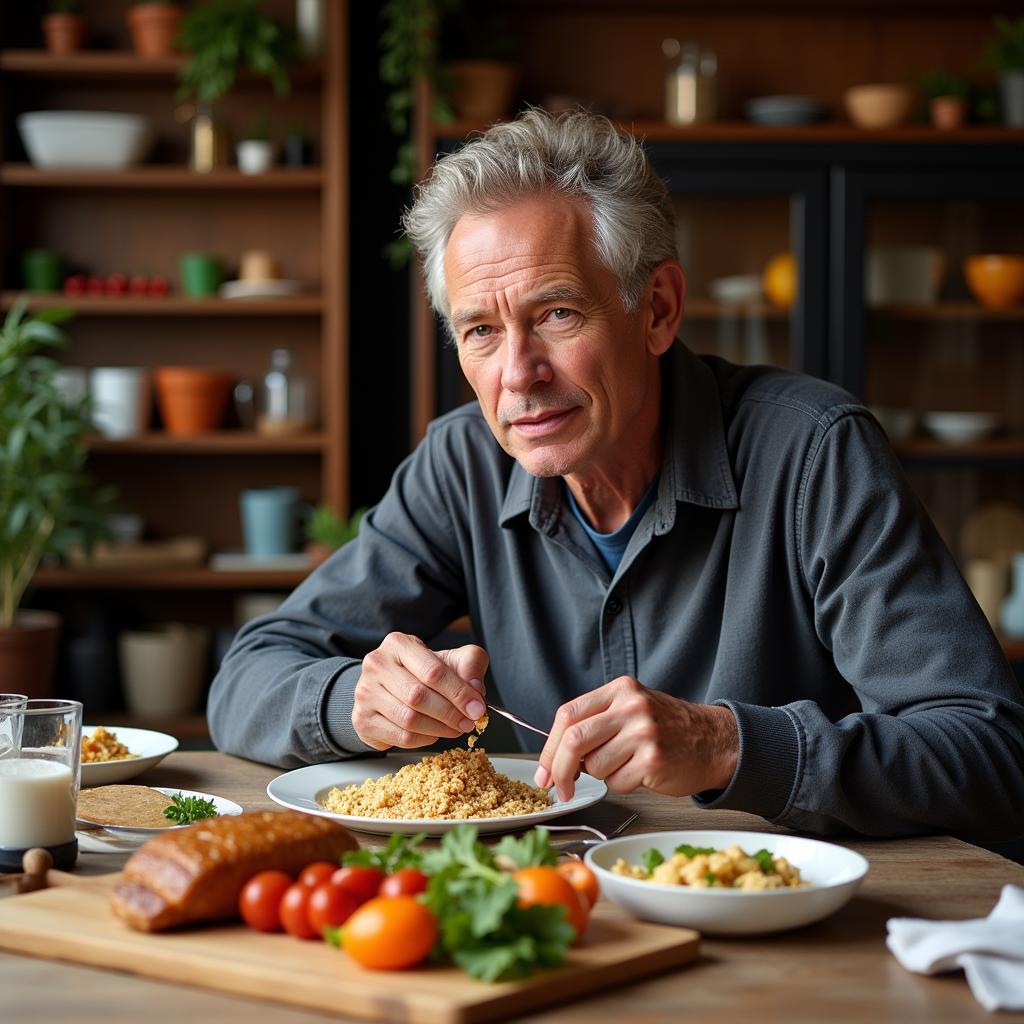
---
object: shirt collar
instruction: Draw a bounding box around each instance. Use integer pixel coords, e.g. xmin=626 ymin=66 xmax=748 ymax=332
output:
xmin=499 ymin=341 xmax=738 ymax=532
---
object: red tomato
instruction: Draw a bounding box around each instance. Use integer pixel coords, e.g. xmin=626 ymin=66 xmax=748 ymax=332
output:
xmin=238 ymin=869 xmax=292 ymax=932
xmin=513 ymin=866 xmax=589 ymax=941
xmin=330 ymin=865 xmax=385 ymax=905
xmin=342 ymin=896 xmax=437 ymax=970
xmin=147 ymin=275 xmax=169 ymax=297
xmin=298 ymin=861 xmax=337 ymax=889
xmin=556 ymin=860 xmax=600 ymax=909
xmin=128 ymin=275 xmax=149 ymax=296
xmin=307 ymin=880 xmax=360 ymax=934
xmin=86 ymin=274 xmax=105 ymax=296
xmin=63 ymin=274 xmax=86 ymax=296
xmin=280 ymin=881 xmax=319 ymax=939
xmin=104 ymin=273 xmax=128 ymax=296
xmin=380 ymin=868 xmax=429 ymax=898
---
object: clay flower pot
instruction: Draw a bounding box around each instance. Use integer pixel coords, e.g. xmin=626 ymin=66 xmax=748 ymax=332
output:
xmin=42 ymin=13 xmax=88 ymax=55
xmin=126 ymin=2 xmax=184 ymax=58
xmin=930 ymin=96 xmax=966 ymax=130
xmin=0 ymin=611 xmax=61 ymax=699
xmin=447 ymin=61 xmax=519 ymax=121
xmin=154 ymin=366 xmax=233 ymax=436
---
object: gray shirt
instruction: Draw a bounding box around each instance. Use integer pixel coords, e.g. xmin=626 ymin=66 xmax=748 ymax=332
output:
xmin=208 ymin=343 xmax=1024 ymax=840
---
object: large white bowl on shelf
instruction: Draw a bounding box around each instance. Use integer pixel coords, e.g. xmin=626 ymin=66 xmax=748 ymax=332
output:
xmin=585 ymin=830 xmax=868 ymax=935
xmin=17 ymin=111 xmax=154 ymax=169
xmin=922 ymin=412 xmax=1000 ymax=444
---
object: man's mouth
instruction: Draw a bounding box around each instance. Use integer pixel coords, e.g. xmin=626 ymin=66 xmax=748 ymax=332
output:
xmin=509 ymin=408 xmax=577 ymax=438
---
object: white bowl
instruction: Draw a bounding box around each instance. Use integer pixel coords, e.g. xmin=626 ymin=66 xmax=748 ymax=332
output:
xmin=709 ymin=274 xmax=762 ymax=304
xmin=923 ymin=412 xmax=999 ymax=444
xmin=80 ymin=725 xmax=178 ymax=787
xmin=17 ymin=111 xmax=154 ymax=169
xmin=585 ymin=830 xmax=868 ymax=935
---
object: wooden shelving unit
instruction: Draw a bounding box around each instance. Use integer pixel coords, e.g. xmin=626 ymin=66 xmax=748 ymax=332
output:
xmin=2 ymin=292 xmax=323 ymax=315
xmin=0 ymin=165 xmax=323 ymax=189
xmin=893 ymin=438 xmax=1024 ymax=461
xmin=86 ymin=432 xmax=327 ymax=455
xmin=871 ymin=303 xmax=1024 ymax=322
xmin=33 ymin=568 xmax=309 ymax=590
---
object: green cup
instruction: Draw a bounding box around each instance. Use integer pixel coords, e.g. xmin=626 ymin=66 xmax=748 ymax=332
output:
xmin=179 ymin=252 xmax=224 ymax=298
xmin=21 ymin=249 xmax=64 ymax=292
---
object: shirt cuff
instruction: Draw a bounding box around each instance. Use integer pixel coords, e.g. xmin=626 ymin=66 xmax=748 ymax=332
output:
xmin=691 ymin=700 xmax=800 ymax=820
xmin=320 ymin=662 xmax=379 ymax=756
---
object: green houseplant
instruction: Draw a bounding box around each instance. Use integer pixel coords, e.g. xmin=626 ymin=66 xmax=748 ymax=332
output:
xmin=985 ymin=17 xmax=1024 ymax=126
xmin=305 ymin=504 xmax=367 ymax=567
xmin=0 ymin=301 xmax=115 ymax=694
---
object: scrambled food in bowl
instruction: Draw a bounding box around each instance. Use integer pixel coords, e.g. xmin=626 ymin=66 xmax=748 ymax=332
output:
xmin=81 ymin=726 xmax=138 ymax=763
xmin=319 ymin=747 xmax=551 ymax=820
xmin=612 ymin=842 xmax=808 ymax=890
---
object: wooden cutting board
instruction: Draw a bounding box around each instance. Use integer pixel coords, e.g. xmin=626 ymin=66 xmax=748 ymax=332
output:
xmin=0 ymin=874 xmax=699 ymax=1024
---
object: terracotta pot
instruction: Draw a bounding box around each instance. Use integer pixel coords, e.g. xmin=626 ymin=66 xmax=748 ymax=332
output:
xmin=447 ymin=61 xmax=519 ymax=121
xmin=154 ymin=366 xmax=233 ymax=436
xmin=0 ymin=611 xmax=61 ymax=699
xmin=126 ymin=2 xmax=183 ymax=58
xmin=42 ymin=13 xmax=88 ymax=55
xmin=305 ymin=541 xmax=334 ymax=569
xmin=963 ymin=254 xmax=1024 ymax=310
xmin=930 ymin=96 xmax=966 ymax=130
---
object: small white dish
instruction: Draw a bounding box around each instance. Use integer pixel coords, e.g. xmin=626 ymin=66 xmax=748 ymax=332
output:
xmin=80 ymin=726 xmax=178 ymax=787
xmin=922 ymin=412 xmax=999 ymax=444
xmin=585 ymin=830 xmax=868 ymax=936
xmin=709 ymin=274 xmax=762 ymax=304
xmin=77 ymin=786 xmax=242 ymax=840
xmin=219 ymin=279 xmax=304 ymax=300
xmin=267 ymin=754 xmax=607 ymax=836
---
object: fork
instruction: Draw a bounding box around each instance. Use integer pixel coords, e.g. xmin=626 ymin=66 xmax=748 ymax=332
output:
xmin=547 ymin=811 xmax=639 ymax=856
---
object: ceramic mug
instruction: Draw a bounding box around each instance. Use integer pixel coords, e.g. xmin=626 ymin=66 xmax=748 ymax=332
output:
xmin=240 ymin=487 xmax=303 ymax=558
xmin=21 ymin=249 xmax=64 ymax=292
xmin=89 ymin=367 xmax=150 ymax=438
xmin=179 ymin=252 xmax=224 ymax=297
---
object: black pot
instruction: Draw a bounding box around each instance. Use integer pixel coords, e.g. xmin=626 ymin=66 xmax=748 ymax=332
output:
xmin=284 ymin=136 xmax=314 ymax=167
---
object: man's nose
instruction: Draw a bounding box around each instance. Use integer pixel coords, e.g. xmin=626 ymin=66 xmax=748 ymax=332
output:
xmin=500 ymin=330 xmax=552 ymax=393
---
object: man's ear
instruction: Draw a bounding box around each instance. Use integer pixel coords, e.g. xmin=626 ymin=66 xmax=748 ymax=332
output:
xmin=644 ymin=261 xmax=686 ymax=357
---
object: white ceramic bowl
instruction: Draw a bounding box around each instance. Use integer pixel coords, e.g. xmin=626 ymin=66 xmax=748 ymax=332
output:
xmin=923 ymin=412 xmax=999 ymax=444
xmin=709 ymin=274 xmax=763 ymax=304
xmin=80 ymin=725 xmax=178 ymax=787
xmin=585 ymin=830 xmax=868 ymax=935
xmin=18 ymin=111 xmax=154 ymax=169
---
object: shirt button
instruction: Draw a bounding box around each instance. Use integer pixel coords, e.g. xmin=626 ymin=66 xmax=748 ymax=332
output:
xmin=606 ymin=596 xmax=623 ymax=616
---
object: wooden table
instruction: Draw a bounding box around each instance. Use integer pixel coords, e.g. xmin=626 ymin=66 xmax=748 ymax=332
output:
xmin=4 ymin=751 xmax=1023 ymax=1023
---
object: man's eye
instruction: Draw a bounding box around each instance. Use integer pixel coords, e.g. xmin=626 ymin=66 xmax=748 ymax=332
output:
xmin=551 ymin=308 xmax=575 ymax=321
xmin=469 ymin=325 xmax=492 ymax=339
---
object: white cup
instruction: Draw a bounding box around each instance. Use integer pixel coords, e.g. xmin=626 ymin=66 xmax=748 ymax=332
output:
xmin=236 ymin=140 xmax=275 ymax=175
xmin=90 ymin=367 xmax=150 ymax=438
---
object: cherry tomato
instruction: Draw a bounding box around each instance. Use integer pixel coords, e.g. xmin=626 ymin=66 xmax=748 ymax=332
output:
xmin=331 ymin=865 xmax=385 ymax=905
xmin=380 ymin=868 xmax=429 ymax=899
xmin=63 ymin=274 xmax=86 ymax=296
xmin=147 ymin=275 xmax=169 ymax=297
xmin=238 ymin=869 xmax=292 ymax=932
xmin=104 ymin=273 xmax=128 ymax=296
xmin=298 ymin=861 xmax=337 ymax=888
xmin=128 ymin=275 xmax=149 ymax=296
xmin=280 ymin=881 xmax=319 ymax=939
xmin=557 ymin=860 xmax=600 ymax=909
xmin=86 ymin=274 xmax=105 ymax=296
xmin=307 ymin=880 xmax=360 ymax=934
xmin=342 ymin=896 xmax=437 ymax=970
xmin=513 ymin=866 xmax=589 ymax=941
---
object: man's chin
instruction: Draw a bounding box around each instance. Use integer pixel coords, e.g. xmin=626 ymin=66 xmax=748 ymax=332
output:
xmin=508 ymin=443 xmax=583 ymax=479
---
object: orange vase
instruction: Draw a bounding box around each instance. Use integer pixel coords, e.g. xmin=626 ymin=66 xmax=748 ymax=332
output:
xmin=42 ymin=13 xmax=88 ymax=55
xmin=126 ymin=3 xmax=184 ymax=58
xmin=155 ymin=367 xmax=233 ymax=436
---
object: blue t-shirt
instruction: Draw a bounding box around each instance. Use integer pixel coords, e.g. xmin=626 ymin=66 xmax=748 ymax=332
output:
xmin=565 ymin=478 xmax=658 ymax=573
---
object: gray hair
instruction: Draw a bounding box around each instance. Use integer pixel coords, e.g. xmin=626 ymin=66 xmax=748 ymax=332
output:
xmin=401 ymin=107 xmax=678 ymax=340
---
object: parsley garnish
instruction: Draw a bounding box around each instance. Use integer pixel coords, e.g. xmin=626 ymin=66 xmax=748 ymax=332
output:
xmin=163 ymin=793 xmax=218 ymax=825
xmin=675 ymin=843 xmax=716 ymax=858
xmin=342 ymin=831 xmax=426 ymax=873
xmin=753 ymin=848 xmax=776 ymax=874
xmin=642 ymin=848 xmax=665 ymax=874
xmin=704 ymin=871 xmax=717 ymax=886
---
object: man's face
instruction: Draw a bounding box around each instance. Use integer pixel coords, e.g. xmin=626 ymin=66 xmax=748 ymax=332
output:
xmin=444 ymin=194 xmax=660 ymax=479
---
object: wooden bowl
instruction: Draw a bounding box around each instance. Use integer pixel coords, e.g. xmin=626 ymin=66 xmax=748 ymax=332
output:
xmin=843 ymin=84 xmax=914 ymax=129
xmin=964 ymin=254 xmax=1024 ymax=310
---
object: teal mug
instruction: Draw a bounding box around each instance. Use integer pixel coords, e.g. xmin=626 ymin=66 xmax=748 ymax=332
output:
xmin=179 ymin=252 xmax=224 ymax=298
xmin=240 ymin=487 xmax=304 ymax=558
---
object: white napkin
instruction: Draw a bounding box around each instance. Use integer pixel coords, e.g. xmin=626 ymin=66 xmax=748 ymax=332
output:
xmin=887 ymin=884 xmax=1024 ymax=1012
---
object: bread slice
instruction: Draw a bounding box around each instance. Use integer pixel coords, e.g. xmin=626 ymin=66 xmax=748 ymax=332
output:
xmin=110 ymin=809 xmax=358 ymax=931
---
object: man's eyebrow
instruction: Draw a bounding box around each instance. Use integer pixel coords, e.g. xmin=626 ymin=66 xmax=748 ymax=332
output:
xmin=450 ymin=287 xmax=590 ymax=330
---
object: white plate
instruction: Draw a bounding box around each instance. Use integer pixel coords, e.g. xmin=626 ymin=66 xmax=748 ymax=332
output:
xmin=266 ymin=754 xmax=607 ymax=836
xmin=585 ymin=830 xmax=868 ymax=936
xmin=922 ymin=411 xmax=999 ymax=444
xmin=219 ymin=279 xmax=304 ymax=299
xmin=77 ymin=786 xmax=243 ymax=840
xmin=80 ymin=725 xmax=179 ymax=787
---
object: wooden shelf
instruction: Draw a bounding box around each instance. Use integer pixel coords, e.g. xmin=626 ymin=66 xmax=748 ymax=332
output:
xmin=0 ymin=50 xmax=322 ymax=85
xmin=33 ymin=567 xmax=308 ymax=590
xmin=1 ymin=292 xmax=323 ymax=316
xmin=893 ymin=438 xmax=1024 ymax=460
xmin=0 ymin=165 xmax=322 ymax=190
xmin=686 ymin=298 xmax=788 ymax=319
xmin=435 ymin=119 xmax=1024 ymax=145
xmin=86 ymin=432 xmax=326 ymax=455
xmin=870 ymin=303 xmax=1024 ymax=321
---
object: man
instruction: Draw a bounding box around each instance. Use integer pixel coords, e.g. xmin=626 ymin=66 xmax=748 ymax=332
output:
xmin=209 ymin=108 xmax=1024 ymax=840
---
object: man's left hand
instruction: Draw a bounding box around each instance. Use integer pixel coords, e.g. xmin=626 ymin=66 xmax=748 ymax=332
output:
xmin=534 ymin=677 xmax=739 ymax=802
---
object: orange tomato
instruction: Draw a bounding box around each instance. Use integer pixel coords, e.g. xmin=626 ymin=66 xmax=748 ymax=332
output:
xmin=512 ymin=866 xmax=589 ymax=941
xmin=557 ymin=860 xmax=600 ymax=909
xmin=342 ymin=896 xmax=438 ymax=970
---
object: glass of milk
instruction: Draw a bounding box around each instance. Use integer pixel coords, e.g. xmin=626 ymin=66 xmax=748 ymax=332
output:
xmin=0 ymin=699 xmax=82 ymax=872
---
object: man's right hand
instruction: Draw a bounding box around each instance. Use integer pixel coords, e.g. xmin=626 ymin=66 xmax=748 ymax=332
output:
xmin=352 ymin=632 xmax=489 ymax=750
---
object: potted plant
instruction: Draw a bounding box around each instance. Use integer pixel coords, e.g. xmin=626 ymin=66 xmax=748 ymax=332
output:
xmin=443 ymin=9 xmax=520 ymax=123
xmin=0 ymin=301 xmax=115 ymax=696
xmin=920 ymin=71 xmax=970 ymax=130
xmin=126 ymin=0 xmax=185 ymax=59
xmin=236 ymin=111 xmax=275 ymax=174
xmin=304 ymin=504 xmax=366 ymax=567
xmin=986 ymin=16 xmax=1024 ymax=127
xmin=42 ymin=0 xmax=88 ymax=55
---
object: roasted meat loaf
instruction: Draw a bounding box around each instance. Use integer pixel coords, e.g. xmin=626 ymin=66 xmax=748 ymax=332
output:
xmin=110 ymin=809 xmax=359 ymax=931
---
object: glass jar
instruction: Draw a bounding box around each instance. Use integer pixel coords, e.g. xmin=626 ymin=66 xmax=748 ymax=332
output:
xmin=257 ymin=348 xmax=317 ymax=437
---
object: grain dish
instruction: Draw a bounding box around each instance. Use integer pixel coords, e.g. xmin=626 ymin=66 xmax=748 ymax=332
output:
xmin=319 ymin=748 xmax=551 ymax=820
xmin=612 ymin=841 xmax=807 ymax=890
xmin=81 ymin=726 xmax=137 ymax=763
